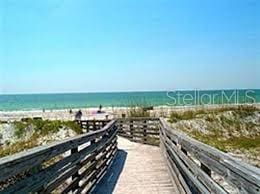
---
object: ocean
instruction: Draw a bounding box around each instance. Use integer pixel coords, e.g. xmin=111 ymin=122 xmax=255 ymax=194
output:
xmin=0 ymin=90 xmax=260 ymax=111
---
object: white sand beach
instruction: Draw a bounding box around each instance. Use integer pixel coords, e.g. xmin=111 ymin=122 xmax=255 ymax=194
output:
xmin=1 ymin=103 xmax=259 ymax=122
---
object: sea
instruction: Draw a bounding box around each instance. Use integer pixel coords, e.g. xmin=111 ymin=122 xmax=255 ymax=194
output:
xmin=0 ymin=90 xmax=260 ymax=111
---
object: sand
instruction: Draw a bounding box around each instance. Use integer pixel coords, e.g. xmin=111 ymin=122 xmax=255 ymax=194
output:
xmin=0 ymin=103 xmax=259 ymax=122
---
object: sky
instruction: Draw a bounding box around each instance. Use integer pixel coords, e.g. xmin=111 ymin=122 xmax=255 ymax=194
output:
xmin=0 ymin=0 xmax=259 ymax=94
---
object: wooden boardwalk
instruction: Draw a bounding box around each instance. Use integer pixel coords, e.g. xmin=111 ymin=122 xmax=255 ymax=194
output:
xmin=93 ymin=137 xmax=178 ymax=194
xmin=1 ymin=118 xmax=259 ymax=193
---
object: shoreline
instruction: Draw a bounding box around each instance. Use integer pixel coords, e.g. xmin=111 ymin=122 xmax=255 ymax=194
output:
xmin=1 ymin=103 xmax=259 ymax=122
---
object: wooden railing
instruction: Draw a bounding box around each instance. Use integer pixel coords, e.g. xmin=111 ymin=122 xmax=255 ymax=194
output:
xmin=1 ymin=117 xmax=259 ymax=194
xmin=117 ymin=117 xmax=160 ymax=146
xmin=0 ymin=120 xmax=118 ymax=194
xmin=159 ymin=118 xmax=260 ymax=194
xmin=77 ymin=119 xmax=111 ymax=132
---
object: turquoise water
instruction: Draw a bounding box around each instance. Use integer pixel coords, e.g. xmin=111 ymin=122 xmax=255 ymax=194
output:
xmin=0 ymin=90 xmax=260 ymax=111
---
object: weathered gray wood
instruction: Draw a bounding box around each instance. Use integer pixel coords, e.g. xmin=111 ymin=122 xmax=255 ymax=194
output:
xmin=71 ymin=146 xmax=80 ymax=191
xmin=201 ymin=163 xmax=211 ymax=177
xmin=165 ymin=141 xmax=211 ymax=193
xmin=76 ymin=146 xmax=117 ymax=194
xmin=0 ymin=120 xmax=116 ymax=182
xmin=117 ymin=117 xmax=159 ymax=122
xmin=160 ymin=131 xmax=189 ymax=194
xmin=160 ymin=118 xmax=260 ymax=194
xmin=118 ymin=118 xmax=160 ymax=146
xmin=119 ymin=133 xmax=159 ymax=146
xmin=119 ymin=130 xmax=159 ymax=136
xmin=160 ymin=126 xmax=193 ymax=194
xmin=61 ymin=134 xmax=117 ymax=193
xmin=79 ymin=120 xmax=111 ymax=132
xmin=164 ymin=135 xmax=227 ymax=193
xmin=0 ymin=120 xmax=118 ymax=193
xmin=49 ymin=139 xmax=117 ymax=194
xmin=165 ymin=144 xmax=192 ymax=194
xmin=61 ymin=161 xmax=97 ymax=194
xmin=3 ymin=129 xmax=118 ymax=193
xmin=93 ymin=136 xmax=178 ymax=194
xmin=44 ymin=166 xmax=78 ymax=193
xmin=2 ymin=117 xmax=259 ymax=194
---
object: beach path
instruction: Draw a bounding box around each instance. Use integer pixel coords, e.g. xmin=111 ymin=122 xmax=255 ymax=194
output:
xmin=93 ymin=136 xmax=178 ymax=194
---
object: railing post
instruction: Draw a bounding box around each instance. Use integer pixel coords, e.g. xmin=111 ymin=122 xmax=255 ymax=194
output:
xmin=119 ymin=119 xmax=123 ymax=133
xmin=143 ymin=120 xmax=147 ymax=143
xmin=29 ymin=165 xmax=43 ymax=193
xmin=91 ymin=136 xmax=98 ymax=180
xmin=130 ymin=120 xmax=134 ymax=139
xmin=93 ymin=119 xmax=97 ymax=131
xmin=86 ymin=121 xmax=89 ymax=132
xmin=71 ymin=146 xmax=80 ymax=191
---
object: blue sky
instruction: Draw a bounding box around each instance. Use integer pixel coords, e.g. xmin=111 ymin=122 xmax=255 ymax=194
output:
xmin=0 ymin=0 xmax=259 ymax=94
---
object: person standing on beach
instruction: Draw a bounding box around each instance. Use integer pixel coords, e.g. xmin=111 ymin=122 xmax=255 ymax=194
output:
xmin=97 ymin=104 xmax=103 ymax=113
xmin=75 ymin=110 xmax=82 ymax=121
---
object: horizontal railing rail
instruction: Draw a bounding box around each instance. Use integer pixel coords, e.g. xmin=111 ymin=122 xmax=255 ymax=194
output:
xmin=0 ymin=120 xmax=118 ymax=194
xmin=159 ymin=118 xmax=260 ymax=194
xmin=117 ymin=117 xmax=160 ymax=146
xmin=77 ymin=119 xmax=111 ymax=132
xmin=1 ymin=117 xmax=259 ymax=194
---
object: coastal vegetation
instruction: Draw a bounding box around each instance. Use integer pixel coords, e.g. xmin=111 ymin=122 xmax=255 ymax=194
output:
xmin=0 ymin=119 xmax=83 ymax=157
xmin=1 ymin=104 xmax=259 ymax=167
xmin=168 ymin=105 xmax=260 ymax=166
xmin=127 ymin=106 xmax=151 ymax=117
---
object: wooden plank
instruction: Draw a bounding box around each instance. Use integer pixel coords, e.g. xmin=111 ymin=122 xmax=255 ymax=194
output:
xmin=0 ymin=120 xmax=116 ymax=182
xmin=61 ymin=161 xmax=97 ymax=194
xmin=71 ymin=146 xmax=80 ymax=191
xmin=2 ymin=125 xmax=118 ymax=193
xmin=119 ymin=133 xmax=159 ymax=145
xmin=57 ymin=134 xmax=117 ymax=193
xmin=164 ymin=142 xmax=209 ymax=193
xmin=45 ymin=141 xmax=112 ymax=193
xmin=119 ymin=130 xmax=160 ymax=136
xmin=160 ymin=134 xmax=188 ymax=194
xmin=100 ymin=136 xmax=177 ymax=194
xmin=117 ymin=117 xmax=159 ymax=122
xmin=165 ymin=145 xmax=192 ymax=194
xmin=76 ymin=148 xmax=117 ymax=194
xmin=160 ymin=118 xmax=260 ymax=194
xmin=164 ymin=136 xmax=227 ymax=193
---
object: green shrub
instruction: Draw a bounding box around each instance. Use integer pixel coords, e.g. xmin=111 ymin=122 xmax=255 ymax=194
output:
xmin=12 ymin=119 xmax=83 ymax=137
xmin=13 ymin=121 xmax=29 ymax=138
xmin=128 ymin=107 xmax=150 ymax=117
xmin=62 ymin=121 xmax=83 ymax=134
xmin=169 ymin=110 xmax=205 ymax=122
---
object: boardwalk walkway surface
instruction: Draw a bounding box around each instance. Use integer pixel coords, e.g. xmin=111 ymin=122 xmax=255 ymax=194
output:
xmin=93 ymin=137 xmax=178 ymax=194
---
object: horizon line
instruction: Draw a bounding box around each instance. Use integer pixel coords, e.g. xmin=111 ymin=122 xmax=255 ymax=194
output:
xmin=1 ymin=88 xmax=259 ymax=95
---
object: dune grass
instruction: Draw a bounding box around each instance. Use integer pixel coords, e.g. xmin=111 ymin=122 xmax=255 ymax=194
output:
xmin=0 ymin=134 xmax=39 ymax=157
xmin=169 ymin=105 xmax=259 ymax=123
xmin=190 ymin=131 xmax=260 ymax=153
xmin=168 ymin=105 xmax=260 ymax=165
xmin=0 ymin=119 xmax=83 ymax=158
xmin=127 ymin=107 xmax=151 ymax=117
xmin=13 ymin=119 xmax=83 ymax=138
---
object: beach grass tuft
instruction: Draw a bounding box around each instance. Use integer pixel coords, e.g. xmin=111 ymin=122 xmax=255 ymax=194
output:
xmin=168 ymin=105 xmax=260 ymax=166
xmin=127 ymin=106 xmax=151 ymax=117
xmin=0 ymin=119 xmax=83 ymax=158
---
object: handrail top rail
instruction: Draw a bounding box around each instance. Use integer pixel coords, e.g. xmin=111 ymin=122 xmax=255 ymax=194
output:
xmin=79 ymin=119 xmax=111 ymax=122
xmin=159 ymin=118 xmax=260 ymax=185
xmin=0 ymin=120 xmax=116 ymax=167
xmin=117 ymin=117 xmax=159 ymax=121
xmin=1 ymin=116 xmax=259 ymax=193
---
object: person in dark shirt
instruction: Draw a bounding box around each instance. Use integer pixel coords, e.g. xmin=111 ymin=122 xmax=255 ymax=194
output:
xmin=75 ymin=110 xmax=82 ymax=120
